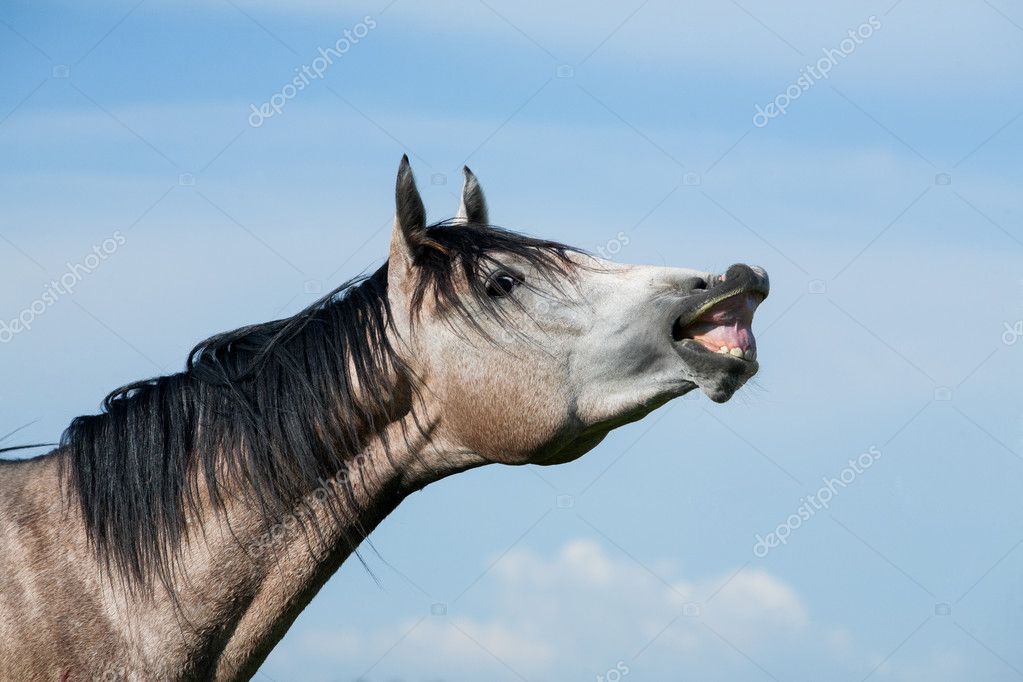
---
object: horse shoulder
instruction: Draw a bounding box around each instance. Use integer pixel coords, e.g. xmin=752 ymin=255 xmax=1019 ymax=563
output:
xmin=0 ymin=454 xmax=123 ymax=679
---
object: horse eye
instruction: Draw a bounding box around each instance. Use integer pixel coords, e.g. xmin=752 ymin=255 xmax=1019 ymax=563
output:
xmin=486 ymin=272 xmax=521 ymax=298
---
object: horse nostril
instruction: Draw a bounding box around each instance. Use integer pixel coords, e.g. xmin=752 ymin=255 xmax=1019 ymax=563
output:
xmin=681 ymin=276 xmax=707 ymax=292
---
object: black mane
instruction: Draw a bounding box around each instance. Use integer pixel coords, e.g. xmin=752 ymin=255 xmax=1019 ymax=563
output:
xmin=59 ymin=222 xmax=576 ymax=588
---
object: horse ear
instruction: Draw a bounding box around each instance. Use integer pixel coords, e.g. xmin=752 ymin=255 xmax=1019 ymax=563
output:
xmin=389 ymin=154 xmax=426 ymax=274
xmin=456 ymin=166 xmax=488 ymax=225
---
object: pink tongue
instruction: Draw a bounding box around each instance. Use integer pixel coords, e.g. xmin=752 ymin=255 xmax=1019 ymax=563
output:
xmin=693 ymin=324 xmax=753 ymax=350
xmin=686 ymin=293 xmax=759 ymax=351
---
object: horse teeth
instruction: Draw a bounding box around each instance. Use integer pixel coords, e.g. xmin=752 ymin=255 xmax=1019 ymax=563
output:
xmin=715 ymin=345 xmax=756 ymax=361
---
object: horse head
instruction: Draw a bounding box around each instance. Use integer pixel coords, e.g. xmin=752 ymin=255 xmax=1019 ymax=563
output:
xmin=387 ymin=156 xmax=769 ymax=467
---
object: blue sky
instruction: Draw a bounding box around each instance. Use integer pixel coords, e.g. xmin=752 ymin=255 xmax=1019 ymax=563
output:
xmin=2 ymin=1 xmax=1022 ymax=680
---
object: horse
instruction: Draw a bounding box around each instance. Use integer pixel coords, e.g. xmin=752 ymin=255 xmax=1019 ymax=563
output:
xmin=0 ymin=156 xmax=769 ymax=680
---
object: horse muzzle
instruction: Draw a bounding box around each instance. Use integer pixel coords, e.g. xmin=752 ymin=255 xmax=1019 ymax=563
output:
xmin=670 ymin=264 xmax=769 ymax=402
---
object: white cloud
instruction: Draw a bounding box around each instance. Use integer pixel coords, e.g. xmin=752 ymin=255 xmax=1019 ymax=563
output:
xmin=298 ymin=617 xmax=557 ymax=672
xmin=264 ymin=540 xmax=1008 ymax=681
xmin=278 ymin=540 xmax=1005 ymax=682
xmin=276 ymin=539 xmax=813 ymax=681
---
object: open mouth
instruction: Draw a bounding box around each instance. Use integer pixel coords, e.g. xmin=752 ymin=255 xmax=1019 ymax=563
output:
xmin=668 ymin=265 xmax=768 ymax=402
xmin=671 ymin=290 xmax=765 ymax=361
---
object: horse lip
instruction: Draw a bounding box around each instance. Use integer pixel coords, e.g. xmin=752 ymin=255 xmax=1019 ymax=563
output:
xmin=673 ymin=338 xmax=759 ymax=402
xmin=673 ymin=278 xmax=769 ymax=331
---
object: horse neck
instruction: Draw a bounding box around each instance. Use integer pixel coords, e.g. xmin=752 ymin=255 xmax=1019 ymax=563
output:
xmin=147 ymin=408 xmax=476 ymax=679
xmin=8 ymin=345 xmax=485 ymax=678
